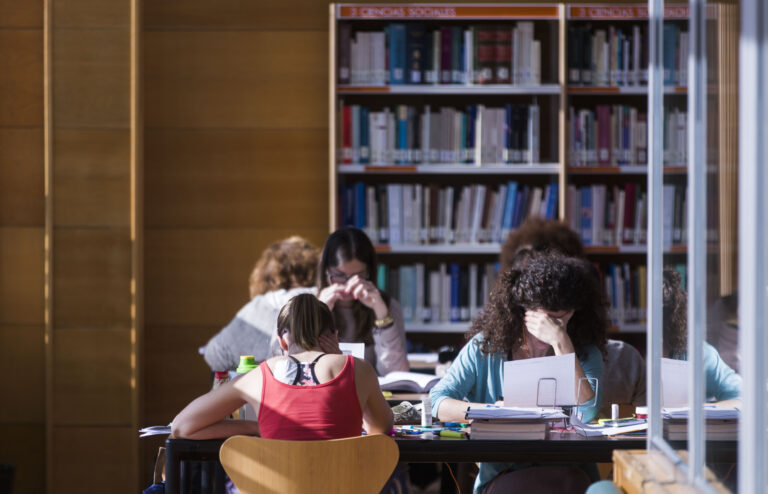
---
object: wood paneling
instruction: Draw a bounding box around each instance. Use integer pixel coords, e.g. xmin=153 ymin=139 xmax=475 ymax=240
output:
xmin=0 ymin=0 xmax=43 ymax=28
xmin=53 ymin=228 xmax=131 ymax=329
xmin=0 ymin=29 xmax=43 ymax=127
xmin=53 ymin=0 xmax=129 ymax=29
xmin=144 ymin=31 xmax=327 ymax=129
xmin=0 ymin=128 xmax=44 ymax=226
xmin=143 ymin=325 xmax=213 ymax=425
xmin=52 ymin=426 xmax=134 ymax=494
xmin=144 ymin=227 xmax=328 ymax=326
xmin=145 ymin=129 xmax=327 ymax=227
xmin=0 ymin=424 xmax=45 ymax=494
xmin=0 ymin=326 xmax=45 ymax=423
xmin=52 ymin=328 xmax=132 ymax=425
xmin=53 ymin=129 xmax=130 ymax=227
xmin=52 ymin=28 xmax=129 ymax=129
xmin=0 ymin=227 xmax=44 ymax=325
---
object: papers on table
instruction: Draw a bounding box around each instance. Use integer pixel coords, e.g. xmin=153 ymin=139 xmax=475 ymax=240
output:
xmin=503 ymin=353 xmax=577 ymax=407
xmin=378 ymin=371 xmax=440 ymax=393
xmin=466 ymin=406 xmax=568 ymax=420
xmin=339 ymin=342 xmax=365 ymax=359
xmin=662 ymin=406 xmax=739 ymax=420
xmin=661 ymin=358 xmax=689 ymax=407
xmin=139 ymin=425 xmax=171 ymax=437
xmin=571 ymin=415 xmax=648 ymax=437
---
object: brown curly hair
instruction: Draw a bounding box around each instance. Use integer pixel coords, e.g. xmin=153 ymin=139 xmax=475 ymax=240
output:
xmin=500 ymin=218 xmax=586 ymax=274
xmin=468 ymin=252 xmax=608 ymax=360
xmin=662 ymin=267 xmax=687 ymax=358
xmin=248 ymin=236 xmax=320 ymax=298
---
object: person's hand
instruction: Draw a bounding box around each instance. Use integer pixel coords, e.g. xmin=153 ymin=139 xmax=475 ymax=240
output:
xmin=344 ymin=275 xmax=388 ymax=318
xmin=524 ymin=310 xmax=574 ymax=349
xmin=317 ymin=284 xmax=348 ymax=311
xmin=318 ymin=330 xmax=342 ymax=354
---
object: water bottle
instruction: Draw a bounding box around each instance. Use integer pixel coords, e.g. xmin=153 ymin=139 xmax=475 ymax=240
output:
xmin=234 ymin=356 xmax=258 ymax=420
xmin=421 ymin=394 xmax=433 ymax=428
xmin=212 ymin=371 xmax=229 ymax=390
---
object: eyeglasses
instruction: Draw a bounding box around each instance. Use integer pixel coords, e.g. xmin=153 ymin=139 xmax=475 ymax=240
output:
xmin=327 ymin=270 xmax=369 ymax=284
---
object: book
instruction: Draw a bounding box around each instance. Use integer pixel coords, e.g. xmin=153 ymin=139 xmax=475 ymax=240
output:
xmin=378 ymin=371 xmax=440 ymax=393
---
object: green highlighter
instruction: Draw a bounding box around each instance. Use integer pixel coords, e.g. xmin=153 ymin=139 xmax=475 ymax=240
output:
xmin=439 ymin=429 xmax=466 ymax=438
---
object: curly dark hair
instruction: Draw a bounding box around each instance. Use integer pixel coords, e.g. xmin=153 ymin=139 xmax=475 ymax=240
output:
xmin=468 ymin=252 xmax=608 ymax=359
xmin=662 ymin=267 xmax=687 ymax=358
xmin=499 ymin=218 xmax=586 ymax=274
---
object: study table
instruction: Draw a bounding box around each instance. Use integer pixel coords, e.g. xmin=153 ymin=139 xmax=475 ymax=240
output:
xmin=163 ymin=432 xmax=737 ymax=494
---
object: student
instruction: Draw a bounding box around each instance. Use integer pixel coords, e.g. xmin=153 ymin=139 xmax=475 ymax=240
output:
xmin=316 ymin=227 xmax=409 ymax=376
xmin=172 ymin=294 xmax=393 ymax=440
xmin=430 ymin=252 xmax=607 ymax=494
xmin=203 ymin=236 xmax=320 ymax=371
xmin=662 ymin=268 xmax=741 ymax=405
xmin=500 ymin=218 xmax=646 ymax=415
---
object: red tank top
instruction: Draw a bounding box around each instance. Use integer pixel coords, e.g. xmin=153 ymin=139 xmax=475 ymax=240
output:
xmin=258 ymin=355 xmax=364 ymax=440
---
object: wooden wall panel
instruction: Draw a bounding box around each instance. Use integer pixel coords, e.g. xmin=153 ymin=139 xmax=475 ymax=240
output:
xmin=52 ymin=427 xmax=134 ymax=494
xmin=0 ymin=228 xmax=44 ymax=325
xmin=52 ymin=329 xmax=132 ymax=425
xmin=143 ymin=325 xmax=214 ymax=425
xmin=53 ymin=0 xmax=129 ymax=28
xmin=143 ymin=31 xmax=327 ymax=129
xmin=0 ymin=424 xmax=45 ymax=494
xmin=144 ymin=129 xmax=327 ymax=227
xmin=0 ymin=0 xmax=43 ymax=28
xmin=0 ymin=326 xmax=45 ymax=423
xmin=144 ymin=227 xmax=328 ymax=327
xmin=0 ymin=29 xmax=43 ymax=126
xmin=53 ymin=129 xmax=130 ymax=227
xmin=52 ymin=28 xmax=130 ymax=128
xmin=52 ymin=228 xmax=132 ymax=329
xmin=0 ymin=129 xmax=44 ymax=226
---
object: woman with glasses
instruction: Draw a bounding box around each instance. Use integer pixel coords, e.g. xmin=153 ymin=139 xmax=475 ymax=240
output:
xmin=430 ymin=251 xmax=608 ymax=494
xmin=316 ymin=227 xmax=409 ymax=376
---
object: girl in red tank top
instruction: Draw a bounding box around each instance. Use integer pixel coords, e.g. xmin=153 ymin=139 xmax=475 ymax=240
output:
xmin=170 ymin=294 xmax=393 ymax=442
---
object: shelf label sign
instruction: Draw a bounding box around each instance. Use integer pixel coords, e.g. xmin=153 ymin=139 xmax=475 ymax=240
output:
xmin=338 ymin=5 xmax=559 ymax=19
xmin=567 ymin=5 xmax=690 ymax=19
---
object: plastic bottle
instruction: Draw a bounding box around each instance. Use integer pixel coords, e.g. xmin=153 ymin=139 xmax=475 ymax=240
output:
xmin=421 ymin=394 xmax=433 ymax=428
xmin=235 ymin=356 xmax=259 ymax=420
xmin=212 ymin=371 xmax=230 ymax=390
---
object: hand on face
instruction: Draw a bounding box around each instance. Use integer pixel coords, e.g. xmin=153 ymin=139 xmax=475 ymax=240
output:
xmin=343 ymin=275 xmax=387 ymax=317
xmin=524 ymin=309 xmax=574 ymax=349
xmin=317 ymin=284 xmax=349 ymax=311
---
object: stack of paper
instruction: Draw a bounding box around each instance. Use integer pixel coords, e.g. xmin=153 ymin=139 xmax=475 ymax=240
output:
xmin=466 ymin=406 xmax=568 ymax=420
xmin=662 ymin=407 xmax=739 ymax=420
xmin=470 ymin=419 xmax=549 ymax=440
xmin=571 ymin=416 xmax=648 ymax=437
xmin=139 ymin=425 xmax=171 ymax=438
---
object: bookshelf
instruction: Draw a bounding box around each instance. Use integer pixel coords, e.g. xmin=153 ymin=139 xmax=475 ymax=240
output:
xmin=330 ymin=3 xmax=564 ymax=337
xmin=329 ymin=3 xmax=726 ymax=338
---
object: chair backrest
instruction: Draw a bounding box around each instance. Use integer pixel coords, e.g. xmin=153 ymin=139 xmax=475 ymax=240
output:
xmin=601 ymin=339 xmax=647 ymax=416
xmin=219 ymin=434 xmax=399 ymax=494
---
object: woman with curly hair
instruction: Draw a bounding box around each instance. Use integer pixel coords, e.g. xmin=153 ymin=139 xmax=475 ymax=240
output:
xmin=204 ymin=236 xmax=320 ymax=372
xmin=662 ymin=268 xmax=741 ymax=405
xmin=429 ymin=252 xmax=608 ymax=494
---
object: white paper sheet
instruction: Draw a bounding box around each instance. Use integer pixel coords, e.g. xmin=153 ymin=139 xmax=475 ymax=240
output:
xmin=339 ymin=342 xmax=365 ymax=359
xmin=503 ymin=353 xmax=576 ymax=407
xmin=661 ymin=357 xmax=689 ymax=407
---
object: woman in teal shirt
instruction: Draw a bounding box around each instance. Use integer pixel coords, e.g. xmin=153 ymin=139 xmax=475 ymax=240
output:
xmin=662 ymin=268 xmax=741 ymax=404
xmin=430 ymin=252 xmax=608 ymax=493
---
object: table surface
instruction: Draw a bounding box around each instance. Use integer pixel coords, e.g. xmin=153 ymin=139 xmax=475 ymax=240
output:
xmin=163 ymin=433 xmax=737 ymax=494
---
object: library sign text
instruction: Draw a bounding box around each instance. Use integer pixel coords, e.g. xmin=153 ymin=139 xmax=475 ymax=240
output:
xmin=339 ymin=5 xmax=559 ymax=19
xmin=568 ymin=5 xmax=689 ymax=19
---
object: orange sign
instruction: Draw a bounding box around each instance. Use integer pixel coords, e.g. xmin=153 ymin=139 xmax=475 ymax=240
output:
xmin=567 ymin=4 xmax=689 ymax=20
xmin=338 ymin=4 xmax=559 ymax=20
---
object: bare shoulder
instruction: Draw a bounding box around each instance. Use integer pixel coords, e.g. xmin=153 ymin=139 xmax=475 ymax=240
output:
xmin=352 ymin=357 xmax=378 ymax=380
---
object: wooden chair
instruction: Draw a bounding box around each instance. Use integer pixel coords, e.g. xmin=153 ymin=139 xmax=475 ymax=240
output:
xmin=219 ymin=434 xmax=400 ymax=494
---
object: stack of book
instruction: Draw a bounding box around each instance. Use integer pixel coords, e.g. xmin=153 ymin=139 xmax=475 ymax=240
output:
xmin=466 ymin=406 xmax=567 ymax=440
xmin=662 ymin=407 xmax=739 ymax=441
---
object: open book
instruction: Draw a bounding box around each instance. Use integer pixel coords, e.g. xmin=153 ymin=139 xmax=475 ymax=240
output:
xmin=378 ymin=371 xmax=440 ymax=393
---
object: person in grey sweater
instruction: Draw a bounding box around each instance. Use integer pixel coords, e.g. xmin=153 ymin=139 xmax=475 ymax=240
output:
xmin=204 ymin=230 xmax=409 ymax=376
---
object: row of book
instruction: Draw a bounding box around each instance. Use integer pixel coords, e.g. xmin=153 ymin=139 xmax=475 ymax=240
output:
xmin=338 ymin=22 xmax=542 ymax=86
xmin=567 ymin=22 xmax=688 ymax=86
xmin=565 ymin=183 xmax=688 ymax=247
xmin=376 ymin=262 xmax=499 ymax=324
xmin=597 ymin=262 xmax=648 ymax=326
xmin=569 ymin=106 xmax=687 ymax=166
xmin=339 ymin=181 xmax=559 ymax=246
xmin=339 ymin=103 xmax=541 ymax=165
